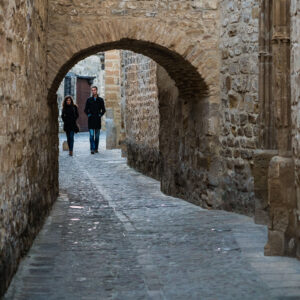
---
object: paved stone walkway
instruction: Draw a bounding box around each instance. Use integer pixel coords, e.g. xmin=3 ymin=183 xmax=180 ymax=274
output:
xmin=4 ymin=133 xmax=300 ymax=300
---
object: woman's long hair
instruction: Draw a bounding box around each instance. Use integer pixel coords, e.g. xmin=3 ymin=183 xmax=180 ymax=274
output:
xmin=62 ymin=95 xmax=77 ymax=110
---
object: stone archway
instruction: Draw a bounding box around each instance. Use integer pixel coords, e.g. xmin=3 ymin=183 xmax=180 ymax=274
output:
xmin=46 ymin=19 xmax=221 ymax=210
xmin=47 ymin=19 xmax=219 ymax=101
xmin=1 ymin=6 xmax=222 ymax=294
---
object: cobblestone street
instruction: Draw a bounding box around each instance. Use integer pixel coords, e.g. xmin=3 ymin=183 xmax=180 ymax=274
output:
xmin=4 ymin=133 xmax=300 ymax=300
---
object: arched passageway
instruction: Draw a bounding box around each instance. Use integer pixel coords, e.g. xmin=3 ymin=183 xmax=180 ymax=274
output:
xmin=46 ymin=21 xmax=221 ymax=212
xmin=0 ymin=10 xmax=222 ymax=293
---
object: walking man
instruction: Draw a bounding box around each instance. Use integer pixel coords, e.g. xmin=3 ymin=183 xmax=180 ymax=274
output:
xmin=84 ymin=86 xmax=106 ymax=154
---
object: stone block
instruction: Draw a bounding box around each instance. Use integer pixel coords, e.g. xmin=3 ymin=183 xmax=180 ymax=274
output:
xmin=268 ymin=157 xmax=296 ymax=205
xmin=265 ymin=230 xmax=286 ymax=256
xmin=268 ymin=178 xmax=284 ymax=206
xmin=254 ymin=198 xmax=269 ymax=225
xmin=266 ymin=156 xmax=298 ymax=257
xmin=106 ymin=119 xmax=117 ymax=150
xmin=272 ymin=208 xmax=289 ymax=232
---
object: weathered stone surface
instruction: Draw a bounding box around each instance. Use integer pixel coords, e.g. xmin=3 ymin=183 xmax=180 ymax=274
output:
xmin=122 ymin=51 xmax=160 ymax=180
xmin=0 ymin=0 xmax=58 ymax=295
xmin=258 ymin=0 xmax=300 ymax=260
xmin=265 ymin=156 xmax=297 ymax=257
xmin=157 ymin=66 xmax=223 ymax=210
xmin=259 ymin=1 xmax=276 ymax=150
xmin=219 ymin=0 xmax=260 ymax=214
xmin=105 ymin=50 xmax=122 ymax=149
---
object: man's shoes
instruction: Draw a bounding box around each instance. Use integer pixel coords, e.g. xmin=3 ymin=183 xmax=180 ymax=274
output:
xmin=91 ymin=151 xmax=95 ymax=154
xmin=69 ymin=151 xmax=73 ymax=156
xmin=95 ymin=150 xmax=99 ymax=153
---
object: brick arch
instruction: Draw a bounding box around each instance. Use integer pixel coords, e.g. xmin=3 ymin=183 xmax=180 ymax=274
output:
xmin=47 ymin=18 xmax=218 ymax=102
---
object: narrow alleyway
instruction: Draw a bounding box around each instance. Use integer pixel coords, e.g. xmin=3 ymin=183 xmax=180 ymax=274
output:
xmin=4 ymin=133 xmax=300 ymax=300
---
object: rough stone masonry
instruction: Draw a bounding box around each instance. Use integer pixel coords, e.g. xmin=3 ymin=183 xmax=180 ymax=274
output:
xmin=121 ymin=50 xmax=160 ymax=180
xmin=0 ymin=0 xmax=58 ymax=295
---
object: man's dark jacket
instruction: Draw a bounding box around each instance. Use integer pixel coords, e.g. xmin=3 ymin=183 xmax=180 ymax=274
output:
xmin=84 ymin=96 xmax=106 ymax=129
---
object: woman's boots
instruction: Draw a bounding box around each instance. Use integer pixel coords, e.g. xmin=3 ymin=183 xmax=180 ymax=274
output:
xmin=69 ymin=151 xmax=73 ymax=156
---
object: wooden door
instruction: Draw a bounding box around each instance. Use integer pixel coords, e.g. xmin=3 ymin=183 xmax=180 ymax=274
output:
xmin=76 ymin=78 xmax=91 ymax=132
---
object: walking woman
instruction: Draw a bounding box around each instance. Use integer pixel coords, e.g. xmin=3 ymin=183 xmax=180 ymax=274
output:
xmin=61 ymin=96 xmax=79 ymax=156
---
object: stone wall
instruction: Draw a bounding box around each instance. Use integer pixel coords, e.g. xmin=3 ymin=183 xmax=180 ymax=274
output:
xmin=157 ymin=65 xmax=223 ymax=210
xmin=105 ymin=50 xmax=122 ymax=149
xmin=0 ymin=0 xmax=58 ymax=295
xmin=291 ymin=0 xmax=300 ymax=258
xmin=122 ymin=51 xmax=160 ymax=180
xmin=219 ymin=0 xmax=260 ymax=214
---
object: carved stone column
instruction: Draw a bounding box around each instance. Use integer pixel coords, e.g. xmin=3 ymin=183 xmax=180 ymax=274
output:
xmin=272 ymin=0 xmax=291 ymax=155
xmin=254 ymin=0 xmax=277 ymax=225
xmin=259 ymin=0 xmax=275 ymax=150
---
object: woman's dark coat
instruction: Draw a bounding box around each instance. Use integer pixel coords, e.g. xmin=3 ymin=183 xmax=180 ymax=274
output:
xmin=84 ymin=96 xmax=106 ymax=130
xmin=61 ymin=105 xmax=79 ymax=132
